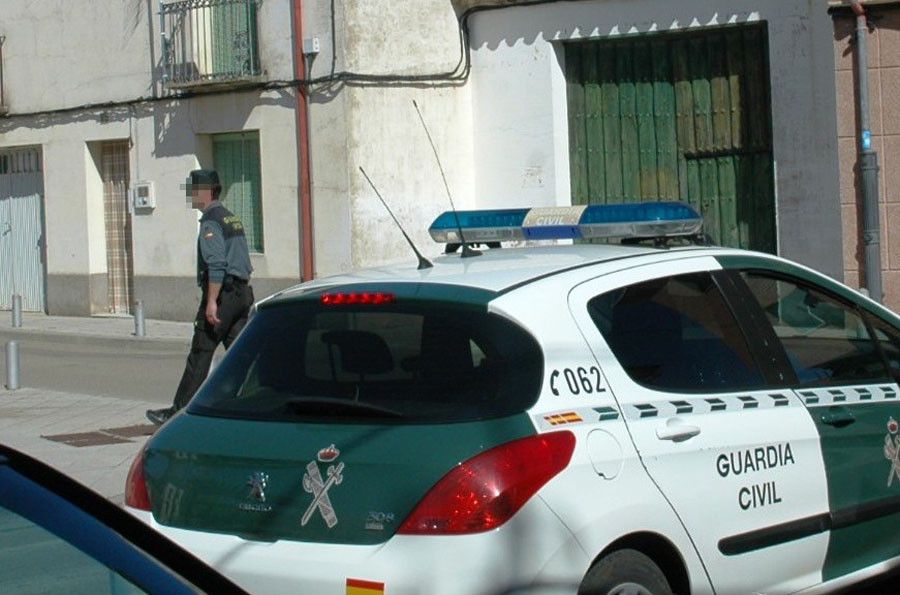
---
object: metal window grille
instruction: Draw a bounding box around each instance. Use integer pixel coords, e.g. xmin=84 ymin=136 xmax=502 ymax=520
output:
xmin=161 ymin=0 xmax=261 ymax=86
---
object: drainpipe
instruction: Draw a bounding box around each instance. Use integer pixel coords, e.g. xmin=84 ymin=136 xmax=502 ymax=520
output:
xmin=0 ymin=35 xmax=7 ymax=113
xmin=292 ymin=0 xmax=315 ymax=280
xmin=851 ymin=0 xmax=882 ymax=303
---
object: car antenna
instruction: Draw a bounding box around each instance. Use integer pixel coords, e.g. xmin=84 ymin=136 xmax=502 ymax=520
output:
xmin=413 ymin=100 xmax=481 ymax=258
xmin=359 ymin=166 xmax=433 ymax=270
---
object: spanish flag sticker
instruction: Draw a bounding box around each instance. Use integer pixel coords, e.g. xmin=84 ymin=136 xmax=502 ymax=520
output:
xmin=346 ymin=578 xmax=385 ymax=595
xmin=544 ymin=411 xmax=583 ymax=426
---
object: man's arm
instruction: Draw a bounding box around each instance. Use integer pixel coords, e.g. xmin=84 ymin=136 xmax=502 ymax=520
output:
xmin=199 ymin=220 xmax=227 ymax=326
xmin=205 ymin=281 xmax=222 ymax=326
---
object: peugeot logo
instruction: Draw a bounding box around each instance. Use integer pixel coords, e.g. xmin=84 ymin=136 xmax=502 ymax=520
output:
xmin=247 ymin=472 xmax=269 ymax=501
xmin=239 ymin=472 xmax=272 ymax=512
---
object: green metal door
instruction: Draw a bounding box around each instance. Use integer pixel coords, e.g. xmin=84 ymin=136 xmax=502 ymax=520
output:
xmin=213 ymin=131 xmax=263 ymax=252
xmin=566 ymin=24 xmax=775 ymax=252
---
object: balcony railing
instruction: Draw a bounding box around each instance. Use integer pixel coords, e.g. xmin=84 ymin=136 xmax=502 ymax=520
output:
xmin=161 ymin=0 xmax=262 ymax=88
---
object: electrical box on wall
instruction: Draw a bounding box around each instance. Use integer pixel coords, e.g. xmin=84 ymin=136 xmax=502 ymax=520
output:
xmin=132 ymin=181 xmax=155 ymax=211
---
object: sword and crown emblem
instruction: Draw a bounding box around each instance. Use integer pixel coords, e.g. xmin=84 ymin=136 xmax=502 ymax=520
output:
xmin=318 ymin=444 xmax=340 ymax=462
xmin=884 ymin=417 xmax=900 ymax=487
xmin=302 ymin=444 xmax=344 ymax=528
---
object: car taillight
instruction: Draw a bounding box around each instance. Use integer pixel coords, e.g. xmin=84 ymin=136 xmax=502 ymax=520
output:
xmin=125 ymin=446 xmax=151 ymax=511
xmin=321 ymin=292 xmax=396 ymax=305
xmin=397 ymin=431 xmax=575 ymax=535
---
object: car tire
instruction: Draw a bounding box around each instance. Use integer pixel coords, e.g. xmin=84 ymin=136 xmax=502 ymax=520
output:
xmin=578 ymin=549 xmax=674 ymax=595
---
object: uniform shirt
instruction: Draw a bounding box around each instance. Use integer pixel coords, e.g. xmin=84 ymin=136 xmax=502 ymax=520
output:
xmin=197 ymin=201 xmax=253 ymax=287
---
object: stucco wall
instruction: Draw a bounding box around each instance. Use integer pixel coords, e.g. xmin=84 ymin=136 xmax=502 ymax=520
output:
xmin=834 ymin=6 xmax=900 ymax=311
xmin=466 ymin=0 xmax=844 ymax=279
xmin=0 ymin=0 xmax=295 ymax=113
xmin=0 ymin=1 xmax=301 ymax=318
xmin=304 ymin=0 xmax=475 ymax=272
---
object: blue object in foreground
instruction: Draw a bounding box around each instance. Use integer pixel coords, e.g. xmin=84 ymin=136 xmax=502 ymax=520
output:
xmin=428 ymin=202 xmax=703 ymax=244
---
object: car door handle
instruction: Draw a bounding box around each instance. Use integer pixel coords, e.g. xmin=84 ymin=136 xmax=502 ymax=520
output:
xmin=656 ymin=419 xmax=701 ymax=442
xmin=820 ymin=406 xmax=855 ymax=428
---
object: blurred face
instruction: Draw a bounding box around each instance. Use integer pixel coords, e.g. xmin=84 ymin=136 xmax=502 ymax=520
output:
xmin=189 ymin=187 xmax=215 ymax=211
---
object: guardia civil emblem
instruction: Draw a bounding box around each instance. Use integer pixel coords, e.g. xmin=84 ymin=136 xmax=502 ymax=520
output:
xmin=884 ymin=417 xmax=900 ymax=487
xmin=301 ymin=444 xmax=344 ymax=528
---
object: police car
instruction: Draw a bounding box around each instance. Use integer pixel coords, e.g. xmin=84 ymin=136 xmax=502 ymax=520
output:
xmin=125 ymin=202 xmax=900 ymax=595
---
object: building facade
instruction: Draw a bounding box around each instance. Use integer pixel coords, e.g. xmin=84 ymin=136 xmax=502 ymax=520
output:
xmin=832 ymin=0 xmax=900 ymax=310
xmin=0 ymin=0 xmax=892 ymax=318
xmin=0 ymin=0 xmax=302 ymax=319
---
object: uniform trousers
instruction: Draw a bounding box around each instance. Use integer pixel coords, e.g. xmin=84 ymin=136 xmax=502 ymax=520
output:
xmin=172 ymin=278 xmax=254 ymax=410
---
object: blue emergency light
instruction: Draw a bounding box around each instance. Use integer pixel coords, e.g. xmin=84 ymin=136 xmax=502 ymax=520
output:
xmin=428 ymin=202 xmax=703 ymax=244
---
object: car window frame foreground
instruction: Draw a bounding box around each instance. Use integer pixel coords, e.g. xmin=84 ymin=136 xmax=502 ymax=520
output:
xmin=0 ymin=443 xmax=248 ymax=595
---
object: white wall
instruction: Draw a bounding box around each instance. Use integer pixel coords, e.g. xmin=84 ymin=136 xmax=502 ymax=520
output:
xmin=0 ymin=0 xmax=301 ymax=285
xmin=0 ymin=0 xmax=296 ymax=114
xmin=466 ymin=0 xmax=844 ymax=278
xmin=127 ymin=91 xmax=301 ymax=280
xmin=304 ymin=0 xmax=475 ymax=272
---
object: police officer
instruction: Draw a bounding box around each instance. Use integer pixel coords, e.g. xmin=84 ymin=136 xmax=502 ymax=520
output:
xmin=146 ymin=169 xmax=254 ymax=426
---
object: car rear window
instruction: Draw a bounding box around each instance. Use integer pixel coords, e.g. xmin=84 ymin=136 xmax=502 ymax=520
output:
xmin=189 ymin=301 xmax=544 ymax=422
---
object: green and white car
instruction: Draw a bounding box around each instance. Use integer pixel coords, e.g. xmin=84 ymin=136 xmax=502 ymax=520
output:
xmin=126 ymin=203 xmax=900 ymax=594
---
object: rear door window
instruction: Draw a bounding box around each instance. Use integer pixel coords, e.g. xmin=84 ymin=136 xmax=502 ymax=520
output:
xmin=190 ymin=301 xmax=543 ymax=422
xmin=740 ymin=272 xmax=889 ymax=386
xmin=588 ymin=272 xmax=765 ymax=392
xmin=867 ymin=315 xmax=900 ymax=379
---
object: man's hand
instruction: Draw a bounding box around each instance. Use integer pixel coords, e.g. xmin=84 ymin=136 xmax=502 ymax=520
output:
xmin=206 ymin=281 xmax=223 ymax=326
xmin=205 ymin=300 xmax=220 ymax=326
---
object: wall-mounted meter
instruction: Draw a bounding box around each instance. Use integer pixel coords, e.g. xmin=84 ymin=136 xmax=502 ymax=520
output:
xmin=132 ymin=181 xmax=155 ymax=210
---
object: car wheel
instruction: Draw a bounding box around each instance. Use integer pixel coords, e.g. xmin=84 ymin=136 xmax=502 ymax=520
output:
xmin=578 ymin=549 xmax=674 ymax=595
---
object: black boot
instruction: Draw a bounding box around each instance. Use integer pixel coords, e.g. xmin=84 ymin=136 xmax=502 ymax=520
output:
xmin=146 ymin=407 xmax=176 ymax=426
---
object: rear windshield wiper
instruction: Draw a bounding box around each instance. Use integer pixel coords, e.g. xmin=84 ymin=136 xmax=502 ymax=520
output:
xmin=284 ymin=397 xmax=405 ymax=419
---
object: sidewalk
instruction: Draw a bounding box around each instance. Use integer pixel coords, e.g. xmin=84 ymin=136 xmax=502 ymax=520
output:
xmin=0 ymin=313 xmax=194 ymax=503
xmin=1 ymin=311 xmax=193 ymax=346
xmin=0 ymin=387 xmax=157 ymax=504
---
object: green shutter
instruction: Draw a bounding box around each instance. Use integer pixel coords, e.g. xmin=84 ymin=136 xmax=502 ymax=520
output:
xmin=213 ymin=131 xmax=263 ymax=253
xmin=212 ymin=0 xmax=260 ymax=78
xmin=565 ymin=24 xmax=776 ymax=253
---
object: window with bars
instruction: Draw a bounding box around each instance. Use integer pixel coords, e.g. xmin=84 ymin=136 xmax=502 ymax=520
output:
xmin=213 ymin=131 xmax=263 ymax=253
xmin=161 ymin=0 xmax=261 ymax=86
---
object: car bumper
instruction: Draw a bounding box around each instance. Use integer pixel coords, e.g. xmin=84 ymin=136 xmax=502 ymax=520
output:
xmin=126 ymin=498 xmax=588 ymax=595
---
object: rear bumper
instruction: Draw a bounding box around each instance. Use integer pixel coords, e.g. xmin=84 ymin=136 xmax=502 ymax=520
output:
xmin=126 ymin=498 xmax=588 ymax=595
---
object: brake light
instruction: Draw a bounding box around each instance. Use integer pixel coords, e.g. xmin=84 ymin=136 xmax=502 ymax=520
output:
xmin=397 ymin=431 xmax=575 ymax=535
xmin=124 ymin=446 xmax=151 ymax=511
xmin=321 ymin=292 xmax=396 ymax=305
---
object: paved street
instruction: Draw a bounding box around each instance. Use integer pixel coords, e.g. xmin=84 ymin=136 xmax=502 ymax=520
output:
xmin=0 ymin=332 xmax=185 ymax=403
xmin=0 ymin=313 xmax=200 ymax=502
xmin=0 ymin=387 xmax=159 ymax=503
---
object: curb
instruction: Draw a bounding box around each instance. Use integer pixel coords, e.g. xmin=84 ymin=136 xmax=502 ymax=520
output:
xmin=0 ymin=327 xmax=190 ymax=351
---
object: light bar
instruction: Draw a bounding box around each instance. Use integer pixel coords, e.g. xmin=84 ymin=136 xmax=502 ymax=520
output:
xmin=428 ymin=202 xmax=703 ymax=244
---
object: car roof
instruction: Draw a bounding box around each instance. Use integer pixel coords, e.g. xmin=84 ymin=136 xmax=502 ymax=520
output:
xmin=269 ymin=243 xmax=721 ymax=303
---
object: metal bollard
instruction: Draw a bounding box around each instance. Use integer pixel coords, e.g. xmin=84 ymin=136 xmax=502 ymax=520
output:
xmin=11 ymin=294 xmax=22 ymax=328
xmin=5 ymin=340 xmax=19 ymax=390
xmin=134 ymin=300 xmax=146 ymax=337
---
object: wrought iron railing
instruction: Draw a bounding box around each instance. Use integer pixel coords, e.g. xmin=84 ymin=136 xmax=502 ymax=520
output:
xmin=160 ymin=0 xmax=261 ymax=87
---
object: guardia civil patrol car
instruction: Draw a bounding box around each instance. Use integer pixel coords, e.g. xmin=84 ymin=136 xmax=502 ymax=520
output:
xmin=126 ymin=202 xmax=900 ymax=595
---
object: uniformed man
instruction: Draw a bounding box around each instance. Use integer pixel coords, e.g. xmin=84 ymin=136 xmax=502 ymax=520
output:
xmin=146 ymin=169 xmax=254 ymax=426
